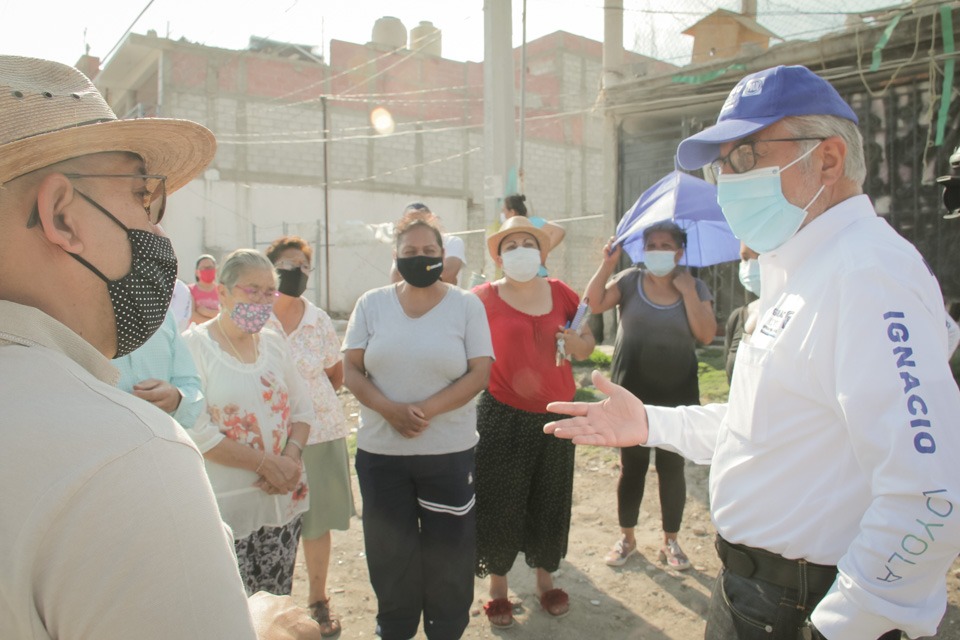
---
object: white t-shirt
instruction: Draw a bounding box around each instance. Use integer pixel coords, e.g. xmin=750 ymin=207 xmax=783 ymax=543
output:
xmin=182 ymin=324 xmax=314 ymax=539
xmin=443 ymin=234 xmax=467 ymax=286
xmin=0 ymin=302 xmax=256 ymax=640
xmin=645 ymin=196 xmax=960 ymax=639
xmin=343 ymin=284 xmax=493 ymax=456
xmin=170 ymin=278 xmax=193 ymax=332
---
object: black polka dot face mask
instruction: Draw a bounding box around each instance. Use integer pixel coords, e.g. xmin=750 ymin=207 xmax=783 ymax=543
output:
xmin=67 ymin=190 xmax=178 ymax=357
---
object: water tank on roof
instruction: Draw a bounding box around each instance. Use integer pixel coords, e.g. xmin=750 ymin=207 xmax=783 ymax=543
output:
xmin=372 ymin=16 xmax=407 ymax=50
xmin=410 ymin=21 xmax=441 ymax=57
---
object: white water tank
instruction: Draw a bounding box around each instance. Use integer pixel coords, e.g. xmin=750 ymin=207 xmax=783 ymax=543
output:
xmin=410 ymin=20 xmax=441 ymax=57
xmin=372 ymin=16 xmax=407 ymax=50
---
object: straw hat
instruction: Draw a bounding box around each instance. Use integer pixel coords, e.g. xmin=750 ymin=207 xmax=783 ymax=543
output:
xmin=487 ymin=215 xmax=551 ymax=263
xmin=0 ymin=55 xmax=215 ymax=194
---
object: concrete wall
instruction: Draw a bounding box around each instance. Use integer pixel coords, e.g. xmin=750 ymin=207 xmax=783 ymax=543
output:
xmin=165 ymin=178 xmax=468 ymax=316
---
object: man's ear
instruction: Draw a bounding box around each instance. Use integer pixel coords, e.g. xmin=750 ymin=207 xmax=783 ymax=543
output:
xmin=35 ymin=173 xmax=84 ymax=254
xmin=818 ymin=136 xmax=847 ymax=186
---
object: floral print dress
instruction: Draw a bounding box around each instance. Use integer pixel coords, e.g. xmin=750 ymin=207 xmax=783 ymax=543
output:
xmin=265 ymin=300 xmax=348 ymax=445
xmin=182 ymin=323 xmax=315 ymax=539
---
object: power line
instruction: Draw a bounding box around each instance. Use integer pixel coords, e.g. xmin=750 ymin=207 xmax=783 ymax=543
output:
xmin=102 ymin=0 xmax=156 ymax=64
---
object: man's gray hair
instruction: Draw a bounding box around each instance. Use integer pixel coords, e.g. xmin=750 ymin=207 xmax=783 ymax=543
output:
xmin=218 ymin=249 xmax=277 ymax=288
xmin=781 ymin=115 xmax=866 ymax=186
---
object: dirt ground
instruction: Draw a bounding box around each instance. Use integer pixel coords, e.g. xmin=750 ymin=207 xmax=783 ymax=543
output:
xmin=290 ymin=389 xmax=960 ymax=640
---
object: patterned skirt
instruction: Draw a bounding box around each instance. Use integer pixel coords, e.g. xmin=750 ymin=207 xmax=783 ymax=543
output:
xmin=474 ymin=392 xmax=576 ymax=577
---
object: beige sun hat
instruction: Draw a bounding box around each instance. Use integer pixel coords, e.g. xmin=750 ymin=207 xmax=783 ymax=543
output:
xmin=486 ymin=215 xmax=551 ymax=263
xmin=0 ymin=55 xmax=216 ymax=194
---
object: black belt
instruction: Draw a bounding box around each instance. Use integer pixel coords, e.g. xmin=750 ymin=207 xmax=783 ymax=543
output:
xmin=715 ymin=535 xmax=838 ymax=595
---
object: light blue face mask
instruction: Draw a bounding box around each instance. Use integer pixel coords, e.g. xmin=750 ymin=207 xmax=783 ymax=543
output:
xmin=738 ymin=258 xmax=761 ymax=296
xmin=644 ymin=250 xmax=678 ymax=276
xmin=716 ymin=143 xmax=824 ymax=253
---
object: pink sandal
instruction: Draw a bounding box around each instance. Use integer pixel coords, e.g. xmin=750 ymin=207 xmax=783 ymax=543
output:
xmin=483 ymin=598 xmax=514 ymax=628
xmin=538 ymin=588 xmax=570 ymax=618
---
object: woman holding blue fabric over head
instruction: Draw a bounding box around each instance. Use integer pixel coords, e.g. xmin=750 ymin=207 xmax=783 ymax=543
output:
xmin=343 ymin=209 xmax=493 ymax=640
xmin=584 ymin=220 xmax=716 ymax=571
xmin=472 ymin=215 xmax=595 ymax=628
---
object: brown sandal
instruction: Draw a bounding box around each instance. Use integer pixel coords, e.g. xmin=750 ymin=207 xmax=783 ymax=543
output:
xmin=538 ymin=588 xmax=570 ymax=618
xmin=308 ymin=598 xmax=342 ymax=637
xmin=483 ymin=597 xmax=514 ymax=628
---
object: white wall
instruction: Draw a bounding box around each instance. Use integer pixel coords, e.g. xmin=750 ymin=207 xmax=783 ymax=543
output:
xmin=164 ymin=178 xmax=468 ymax=317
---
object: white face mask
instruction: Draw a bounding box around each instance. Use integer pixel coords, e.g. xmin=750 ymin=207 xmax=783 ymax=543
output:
xmin=738 ymin=258 xmax=761 ymax=296
xmin=644 ymin=250 xmax=677 ymax=277
xmin=500 ymin=246 xmax=542 ymax=282
xmin=499 ymin=211 xmax=507 ymax=224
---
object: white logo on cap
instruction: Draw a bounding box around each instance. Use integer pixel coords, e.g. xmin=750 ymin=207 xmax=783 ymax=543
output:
xmin=720 ymin=84 xmax=744 ymax=113
xmin=742 ymin=78 xmax=765 ymax=97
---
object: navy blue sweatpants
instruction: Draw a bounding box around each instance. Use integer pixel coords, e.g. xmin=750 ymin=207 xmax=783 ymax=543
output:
xmin=356 ymin=448 xmax=476 ymax=640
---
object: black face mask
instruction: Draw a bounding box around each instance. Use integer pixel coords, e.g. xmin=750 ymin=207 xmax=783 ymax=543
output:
xmin=277 ymin=267 xmax=309 ymax=297
xmin=68 ymin=190 xmax=178 ymax=357
xmin=396 ymin=255 xmax=443 ymax=288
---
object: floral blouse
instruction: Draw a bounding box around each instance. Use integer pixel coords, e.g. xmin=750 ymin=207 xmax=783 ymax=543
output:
xmin=182 ymin=323 xmax=315 ymax=539
xmin=266 ymin=299 xmax=349 ymax=445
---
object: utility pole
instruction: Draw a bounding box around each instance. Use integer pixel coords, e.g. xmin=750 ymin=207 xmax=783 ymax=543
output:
xmin=483 ymin=0 xmax=516 ymax=275
xmin=602 ymin=0 xmax=624 ymax=225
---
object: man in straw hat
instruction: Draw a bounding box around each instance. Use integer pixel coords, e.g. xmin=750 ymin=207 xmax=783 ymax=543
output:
xmin=545 ymin=65 xmax=960 ymax=639
xmin=0 ymin=56 xmax=319 ymax=639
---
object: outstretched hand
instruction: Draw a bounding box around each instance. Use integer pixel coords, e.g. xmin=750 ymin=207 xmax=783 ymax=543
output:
xmin=544 ymin=370 xmax=649 ymax=447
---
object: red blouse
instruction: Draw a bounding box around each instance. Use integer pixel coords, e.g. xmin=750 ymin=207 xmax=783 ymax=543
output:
xmin=473 ymin=279 xmax=580 ymax=413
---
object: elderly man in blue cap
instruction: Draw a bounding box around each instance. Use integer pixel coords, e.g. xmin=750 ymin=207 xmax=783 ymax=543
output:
xmin=545 ymin=65 xmax=960 ymax=640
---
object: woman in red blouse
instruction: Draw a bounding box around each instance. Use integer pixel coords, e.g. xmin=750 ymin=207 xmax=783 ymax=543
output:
xmin=472 ymin=216 xmax=595 ymax=628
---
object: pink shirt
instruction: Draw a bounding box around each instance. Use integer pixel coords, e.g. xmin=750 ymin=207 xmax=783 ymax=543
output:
xmin=189 ymin=283 xmax=219 ymax=313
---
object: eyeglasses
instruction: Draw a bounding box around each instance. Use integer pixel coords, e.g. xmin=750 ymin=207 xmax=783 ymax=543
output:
xmin=274 ymin=260 xmax=313 ymax=274
xmin=63 ymin=173 xmax=167 ymax=224
xmin=710 ymin=138 xmax=825 ymax=178
xmin=233 ymin=285 xmax=280 ymax=302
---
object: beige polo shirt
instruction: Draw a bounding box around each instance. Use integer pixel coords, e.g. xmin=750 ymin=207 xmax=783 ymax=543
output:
xmin=0 ymin=301 xmax=256 ymax=639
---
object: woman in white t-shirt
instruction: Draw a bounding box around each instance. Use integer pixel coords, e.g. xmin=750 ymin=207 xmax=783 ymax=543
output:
xmin=182 ymin=249 xmax=313 ymax=596
xmin=344 ymin=210 xmax=494 ymax=640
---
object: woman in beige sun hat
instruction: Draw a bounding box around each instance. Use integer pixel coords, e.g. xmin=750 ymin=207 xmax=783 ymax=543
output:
xmin=472 ymin=215 xmax=595 ymax=628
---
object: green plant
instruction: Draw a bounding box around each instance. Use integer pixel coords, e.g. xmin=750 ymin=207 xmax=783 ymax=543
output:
xmin=573 ymin=348 xmax=612 ymax=368
xmin=346 ymin=431 xmax=358 ymax=458
xmin=698 ymin=346 xmax=730 ymax=404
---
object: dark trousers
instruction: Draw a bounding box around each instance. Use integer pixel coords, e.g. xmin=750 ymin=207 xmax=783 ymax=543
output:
xmin=705 ymin=567 xmax=902 ymax=640
xmin=356 ymin=448 xmax=476 ymax=640
xmin=617 ymin=444 xmax=686 ymax=532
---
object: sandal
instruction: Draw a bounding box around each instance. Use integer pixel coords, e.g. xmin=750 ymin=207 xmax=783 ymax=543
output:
xmin=483 ymin=597 xmax=514 ymax=628
xmin=659 ymin=539 xmax=691 ymax=571
xmin=604 ymin=537 xmax=637 ymax=567
xmin=308 ymin=598 xmax=342 ymax=638
xmin=538 ymin=588 xmax=570 ymax=618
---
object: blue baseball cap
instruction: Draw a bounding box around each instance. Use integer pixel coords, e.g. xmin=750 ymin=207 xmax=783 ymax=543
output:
xmin=676 ymin=65 xmax=858 ymax=170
